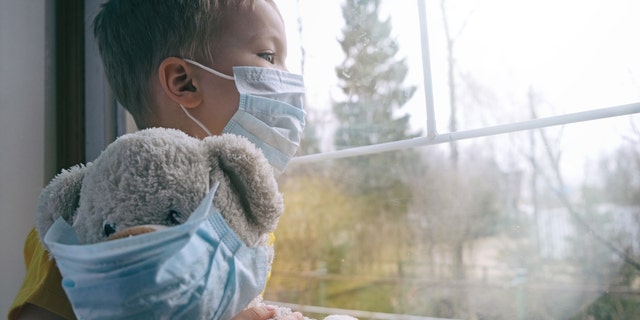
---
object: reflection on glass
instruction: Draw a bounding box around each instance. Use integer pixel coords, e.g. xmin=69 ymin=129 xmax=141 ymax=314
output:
xmin=266 ymin=117 xmax=640 ymax=319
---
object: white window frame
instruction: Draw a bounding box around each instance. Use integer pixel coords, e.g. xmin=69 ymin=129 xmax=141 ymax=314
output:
xmin=291 ymin=0 xmax=640 ymax=165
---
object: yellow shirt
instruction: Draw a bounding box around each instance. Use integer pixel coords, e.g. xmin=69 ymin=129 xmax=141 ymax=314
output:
xmin=8 ymin=228 xmax=275 ymax=320
xmin=8 ymin=228 xmax=76 ymax=320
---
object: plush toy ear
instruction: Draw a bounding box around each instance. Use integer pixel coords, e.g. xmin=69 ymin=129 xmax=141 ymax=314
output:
xmin=204 ymin=133 xmax=284 ymax=246
xmin=35 ymin=164 xmax=88 ymax=245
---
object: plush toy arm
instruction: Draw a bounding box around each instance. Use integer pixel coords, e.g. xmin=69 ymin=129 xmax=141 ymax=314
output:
xmin=247 ymin=296 xmax=313 ymax=320
xmin=205 ymin=134 xmax=284 ymax=246
xmin=248 ymin=296 xmax=358 ymax=320
xmin=35 ymin=164 xmax=87 ymax=245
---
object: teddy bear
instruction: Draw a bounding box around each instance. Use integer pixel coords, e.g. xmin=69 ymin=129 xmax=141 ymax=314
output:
xmin=35 ymin=127 xmax=355 ymax=320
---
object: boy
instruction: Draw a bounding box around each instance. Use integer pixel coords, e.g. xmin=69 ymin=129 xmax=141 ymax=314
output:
xmin=9 ymin=0 xmax=304 ymax=319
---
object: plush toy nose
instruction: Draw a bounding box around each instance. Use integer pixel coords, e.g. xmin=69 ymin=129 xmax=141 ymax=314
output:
xmin=107 ymin=224 xmax=168 ymax=241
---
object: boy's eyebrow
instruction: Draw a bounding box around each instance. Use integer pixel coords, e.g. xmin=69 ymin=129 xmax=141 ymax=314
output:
xmin=249 ymin=33 xmax=286 ymax=49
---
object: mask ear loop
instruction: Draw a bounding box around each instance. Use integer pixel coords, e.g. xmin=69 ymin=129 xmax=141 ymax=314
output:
xmin=179 ymin=58 xmax=235 ymax=137
xmin=179 ymin=104 xmax=213 ymax=137
xmin=184 ymin=59 xmax=235 ymax=81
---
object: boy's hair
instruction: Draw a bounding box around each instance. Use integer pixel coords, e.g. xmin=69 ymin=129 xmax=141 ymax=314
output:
xmin=93 ymin=0 xmax=254 ymax=128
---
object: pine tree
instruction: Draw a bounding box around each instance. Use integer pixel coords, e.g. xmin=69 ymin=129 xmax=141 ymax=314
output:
xmin=331 ymin=0 xmax=422 ymax=279
xmin=333 ymin=0 xmax=419 ymax=194
xmin=334 ymin=0 xmax=418 ymax=150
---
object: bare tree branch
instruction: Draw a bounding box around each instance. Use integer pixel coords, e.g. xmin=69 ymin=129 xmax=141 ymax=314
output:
xmin=537 ymin=126 xmax=640 ymax=271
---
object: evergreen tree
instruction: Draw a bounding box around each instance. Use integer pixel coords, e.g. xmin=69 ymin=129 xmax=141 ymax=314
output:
xmin=334 ymin=0 xmax=418 ymax=150
xmin=333 ymin=0 xmax=420 ymax=193
xmin=331 ymin=0 xmax=422 ymax=279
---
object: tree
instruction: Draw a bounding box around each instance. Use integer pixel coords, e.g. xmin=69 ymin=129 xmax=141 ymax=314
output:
xmin=269 ymin=2 xmax=424 ymax=311
xmin=333 ymin=0 xmax=419 ymax=191
xmin=440 ymin=0 xmax=477 ymax=166
xmin=331 ymin=0 xmax=421 ymax=282
xmin=334 ymin=0 xmax=417 ymax=148
xmin=332 ymin=0 xmax=420 ymax=222
xmin=570 ymin=131 xmax=640 ymax=318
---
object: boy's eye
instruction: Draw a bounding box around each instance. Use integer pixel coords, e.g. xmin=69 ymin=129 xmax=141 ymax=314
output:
xmin=257 ymin=52 xmax=275 ymax=64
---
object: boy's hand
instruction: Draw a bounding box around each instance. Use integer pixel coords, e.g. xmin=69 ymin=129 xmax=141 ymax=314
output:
xmin=232 ymin=305 xmax=304 ymax=320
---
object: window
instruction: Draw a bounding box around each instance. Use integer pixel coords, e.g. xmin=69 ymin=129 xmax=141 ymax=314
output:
xmin=265 ymin=0 xmax=640 ymax=319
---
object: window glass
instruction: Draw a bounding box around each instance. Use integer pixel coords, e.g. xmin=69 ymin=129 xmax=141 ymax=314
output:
xmin=425 ymin=0 xmax=640 ymax=130
xmin=270 ymin=0 xmax=640 ymax=318
xmin=279 ymin=0 xmax=640 ymax=150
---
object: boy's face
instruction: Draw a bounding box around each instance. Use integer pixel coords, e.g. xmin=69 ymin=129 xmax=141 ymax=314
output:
xmin=189 ymin=0 xmax=288 ymax=136
xmin=213 ymin=0 xmax=289 ymax=74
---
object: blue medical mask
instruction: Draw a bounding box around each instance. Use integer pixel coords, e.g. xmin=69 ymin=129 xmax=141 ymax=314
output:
xmin=180 ymin=59 xmax=306 ymax=175
xmin=44 ymin=182 xmax=269 ymax=320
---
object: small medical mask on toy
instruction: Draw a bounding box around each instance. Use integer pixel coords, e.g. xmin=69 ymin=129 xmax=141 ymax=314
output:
xmin=44 ymin=182 xmax=269 ymax=320
xmin=180 ymin=59 xmax=306 ymax=176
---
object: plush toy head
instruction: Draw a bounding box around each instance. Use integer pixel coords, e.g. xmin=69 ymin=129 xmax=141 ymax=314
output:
xmin=36 ymin=127 xmax=283 ymax=247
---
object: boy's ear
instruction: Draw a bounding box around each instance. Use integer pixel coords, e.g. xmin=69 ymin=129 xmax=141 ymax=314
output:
xmin=158 ymin=57 xmax=202 ymax=108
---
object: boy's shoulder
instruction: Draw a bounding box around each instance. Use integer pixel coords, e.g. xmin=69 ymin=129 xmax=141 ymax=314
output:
xmin=8 ymin=228 xmax=75 ymax=320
